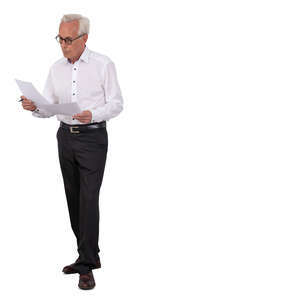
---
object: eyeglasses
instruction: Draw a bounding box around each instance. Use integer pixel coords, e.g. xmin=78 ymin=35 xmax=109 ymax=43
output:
xmin=55 ymin=33 xmax=86 ymax=45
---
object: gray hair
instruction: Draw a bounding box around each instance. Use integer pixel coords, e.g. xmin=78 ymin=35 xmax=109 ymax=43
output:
xmin=60 ymin=14 xmax=90 ymax=35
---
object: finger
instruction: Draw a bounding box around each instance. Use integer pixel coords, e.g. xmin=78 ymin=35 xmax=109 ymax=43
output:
xmin=22 ymin=97 xmax=32 ymax=103
xmin=76 ymin=117 xmax=89 ymax=122
xmin=75 ymin=111 xmax=89 ymax=117
xmin=75 ymin=117 xmax=85 ymax=123
xmin=74 ymin=117 xmax=84 ymax=122
xmin=24 ymin=104 xmax=34 ymax=109
xmin=74 ymin=115 xmax=86 ymax=119
xmin=23 ymin=100 xmax=33 ymax=105
xmin=77 ymin=118 xmax=89 ymax=123
xmin=23 ymin=102 xmax=33 ymax=106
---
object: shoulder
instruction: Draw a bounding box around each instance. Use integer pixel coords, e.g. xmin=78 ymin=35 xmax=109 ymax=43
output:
xmin=88 ymin=49 xmax=114 ymax=66
xmin=48 ymin=57 xmax=66 ymax=73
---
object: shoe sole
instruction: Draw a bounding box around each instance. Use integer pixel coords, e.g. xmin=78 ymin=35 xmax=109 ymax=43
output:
xmin=78 ymin=284 xmax=96 ymax=290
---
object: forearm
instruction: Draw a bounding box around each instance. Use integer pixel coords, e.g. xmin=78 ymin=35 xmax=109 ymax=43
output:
xmin=90 ymin=99 xmax=123 ymax=123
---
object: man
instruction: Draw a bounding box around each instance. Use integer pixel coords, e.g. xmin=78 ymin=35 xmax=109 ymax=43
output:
xmin=21 ymin=14 xmax=123 ymax=290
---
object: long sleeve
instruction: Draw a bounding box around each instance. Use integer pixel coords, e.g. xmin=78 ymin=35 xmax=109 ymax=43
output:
xmin=32 ymin=69 xmax=58 ymax=118
xmin=90 ymin=61 xmax=124 ymax=122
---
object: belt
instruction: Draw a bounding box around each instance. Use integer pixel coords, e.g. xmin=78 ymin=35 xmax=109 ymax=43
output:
xmin=60 ymin=121 xmax=106 ymax=134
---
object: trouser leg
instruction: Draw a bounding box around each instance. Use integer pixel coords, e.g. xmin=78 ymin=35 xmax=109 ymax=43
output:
xmin=57 ymin=127 xmax=80 ymax=247
xmin=71 ymin=128 xmax=108 ymax=275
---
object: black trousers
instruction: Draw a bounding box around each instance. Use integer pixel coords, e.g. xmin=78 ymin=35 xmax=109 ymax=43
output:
xmin=56 ymin=122 xmax=108 ymax=275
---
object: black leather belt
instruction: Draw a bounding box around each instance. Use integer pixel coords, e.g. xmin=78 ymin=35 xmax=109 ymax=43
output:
xmin=60 ymin=121 xmax=106 ymax=134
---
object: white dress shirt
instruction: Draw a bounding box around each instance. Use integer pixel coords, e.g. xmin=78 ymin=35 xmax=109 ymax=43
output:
xmin=32 ymin=46 xmax=123 ymax=125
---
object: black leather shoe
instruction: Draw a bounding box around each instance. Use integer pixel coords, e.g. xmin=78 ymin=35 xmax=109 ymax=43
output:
xmin=62 ymin=258 xmax=101 ymax=274
xmin=62 ymin=257 xmax=80 ymax=274
xmin=78 ymin=271 xmax=95 ymax=290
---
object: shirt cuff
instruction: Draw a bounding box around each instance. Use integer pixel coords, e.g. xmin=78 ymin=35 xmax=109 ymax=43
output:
xmin=32 ymin=107 xmax=50 ymax=118
xmin=89 ymin=108 xmax=105 ymax=123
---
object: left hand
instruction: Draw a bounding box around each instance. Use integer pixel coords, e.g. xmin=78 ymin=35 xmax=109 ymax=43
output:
xmin=72 ymin=110 xmax=92 ymax=124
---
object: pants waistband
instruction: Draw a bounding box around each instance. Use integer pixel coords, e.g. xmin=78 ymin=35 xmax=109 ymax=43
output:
xmin=60 ymin=121 xmax=106 ymax=133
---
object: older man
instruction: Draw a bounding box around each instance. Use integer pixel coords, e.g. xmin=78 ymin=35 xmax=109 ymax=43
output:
xmin=21 ymin=14 xmax=123 ymax=290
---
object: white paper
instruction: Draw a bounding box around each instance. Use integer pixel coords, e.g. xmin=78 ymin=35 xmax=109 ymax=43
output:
xmin=15 ymin=78 xmax=82 ymax=116
xmin=38 ymin=102 xmax=82 ymax=116
xmin=15 ymin=79 xmax=50 ymax=105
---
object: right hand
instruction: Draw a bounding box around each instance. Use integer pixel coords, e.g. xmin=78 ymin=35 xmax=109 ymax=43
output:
xmin=21 ymin=96 xmax=37 ymax=111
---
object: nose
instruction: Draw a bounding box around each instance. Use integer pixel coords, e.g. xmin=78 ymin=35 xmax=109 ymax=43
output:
xmin=61 ymin=43 xmax=68 ymax=49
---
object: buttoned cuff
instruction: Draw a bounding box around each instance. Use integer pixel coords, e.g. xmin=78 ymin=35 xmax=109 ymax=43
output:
xmin=89 ymin=108 xmax=105 ymax=123
xmin=32 ymin=107 xmax=51 ymax=118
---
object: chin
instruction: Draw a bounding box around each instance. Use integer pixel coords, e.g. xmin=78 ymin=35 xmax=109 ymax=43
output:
xmin=62 ymin=51 xmax=70 ymax=57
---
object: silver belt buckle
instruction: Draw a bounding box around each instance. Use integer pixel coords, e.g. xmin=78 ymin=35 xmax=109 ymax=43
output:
xmin=70 ymin=126 xmax=80 ymax=134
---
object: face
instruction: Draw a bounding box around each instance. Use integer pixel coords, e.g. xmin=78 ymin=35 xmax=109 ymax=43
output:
xmin=58 ymin=20 xmax=88 ymax=60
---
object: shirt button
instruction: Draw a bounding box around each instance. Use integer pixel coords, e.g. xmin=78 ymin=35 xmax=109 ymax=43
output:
xmin=73 ymin=93 xmax=75 ymax=95
xmin=73 ymin=81 xmax=75 ymax=83
xmin=74 ymin=68 xmax=76 ymax=70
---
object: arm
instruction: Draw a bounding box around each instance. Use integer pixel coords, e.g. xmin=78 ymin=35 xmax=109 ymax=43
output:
xmin=90 ymin=61 xmax=124 ymax=122
xmin=32 ymin=68 xmax=58 ymax=118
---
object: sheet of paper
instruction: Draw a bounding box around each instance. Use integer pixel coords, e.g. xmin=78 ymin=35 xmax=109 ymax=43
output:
xmin=15 ymin=79 xmax=50 ymax=105
xmin=38 ymin=102 xmax=82 ymax=116
xmin=16 ymin=78 xmax=82 ymax=116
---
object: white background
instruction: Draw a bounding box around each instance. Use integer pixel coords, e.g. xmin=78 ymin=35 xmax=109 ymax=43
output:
xmin=1 ymin=0 xmax=299 ymax=299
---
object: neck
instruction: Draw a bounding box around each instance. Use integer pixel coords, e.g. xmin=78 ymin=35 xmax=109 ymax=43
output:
xmin=68 ymin=46 xmax=86 ymax=64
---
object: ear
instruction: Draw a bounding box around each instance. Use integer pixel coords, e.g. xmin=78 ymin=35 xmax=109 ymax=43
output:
xmin=83 ymin=34 xmax=88 ymax=43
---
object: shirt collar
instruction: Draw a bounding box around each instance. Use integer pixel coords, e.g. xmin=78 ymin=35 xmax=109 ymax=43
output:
xmin=65 ymin=46 xmax=90 ymax=64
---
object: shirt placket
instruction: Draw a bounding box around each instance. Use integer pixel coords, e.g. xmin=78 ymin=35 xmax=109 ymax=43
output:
xmin=71 ymin=61 xmax=79 ymax=103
